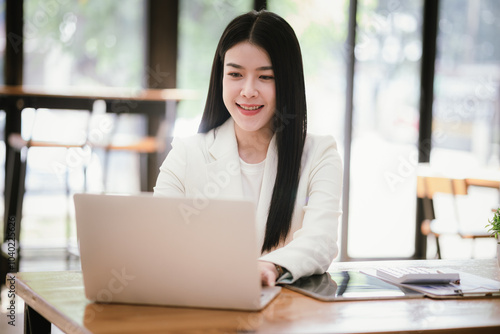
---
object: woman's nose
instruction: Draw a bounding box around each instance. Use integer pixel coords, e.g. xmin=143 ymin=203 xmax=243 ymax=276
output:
xmin=240 ymin=79 xmax=258 ymax=98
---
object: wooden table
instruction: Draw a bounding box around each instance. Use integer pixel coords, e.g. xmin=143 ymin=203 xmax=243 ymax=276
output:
xmin=0 ymin=84 xmax=198 ymax=192
xmin=9 ymin=259 xmax=500 ymax=333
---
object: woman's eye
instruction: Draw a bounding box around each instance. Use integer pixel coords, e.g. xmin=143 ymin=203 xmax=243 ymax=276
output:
xmin=260 ymin=75 xmax=275 ymax=80
xmin=228 ymin=72 xmax=241 ymax=78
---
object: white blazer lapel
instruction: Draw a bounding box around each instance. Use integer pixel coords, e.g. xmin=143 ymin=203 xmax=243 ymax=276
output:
xmin=203 ymin=118 xmax=278 ymax=249
xmin=206 ymin=118 xmax=244 ymax=198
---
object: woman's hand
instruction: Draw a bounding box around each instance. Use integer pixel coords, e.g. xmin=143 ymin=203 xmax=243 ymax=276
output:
xmin=258 ymin=261 xmax=279 ymax=286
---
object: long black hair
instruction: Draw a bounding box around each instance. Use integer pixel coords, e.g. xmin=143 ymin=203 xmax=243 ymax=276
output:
xmin=198 ymin=10 xmax=307 ymax=253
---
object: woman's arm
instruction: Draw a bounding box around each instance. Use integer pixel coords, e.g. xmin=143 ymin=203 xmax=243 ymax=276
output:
xmin=153 ymin=137 xmax=188 ymax=197
xmin=259 ymin=135 xmax=343 ymax=282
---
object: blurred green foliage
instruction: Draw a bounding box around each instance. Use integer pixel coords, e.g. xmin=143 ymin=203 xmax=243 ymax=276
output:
xmin=177 ymin=0 xmax=252 ymax=118
xmin=24 ymin=0 xmax=145 ymax=88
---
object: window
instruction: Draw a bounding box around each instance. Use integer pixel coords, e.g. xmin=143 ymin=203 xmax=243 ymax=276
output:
xmin=427 ymin=0 xmax=500 ymax=258
xmin=24 ymin=0 xmax=146 ymax=88
xmin=348 ymin=0 xmax=423 ymax=258
xmin=269 ymin=0 xmax=348 ymax=139
xmin=432 ymin=0 xmax=500 ymax=170
xmin=176 ymin=0 xmax=253 ymax=135
xmin=18 ymin=0 xmax=147 ymax=249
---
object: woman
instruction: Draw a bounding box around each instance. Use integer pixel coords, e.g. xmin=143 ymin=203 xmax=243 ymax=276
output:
xmin=154 ymin=10 xmax=343 ymax=286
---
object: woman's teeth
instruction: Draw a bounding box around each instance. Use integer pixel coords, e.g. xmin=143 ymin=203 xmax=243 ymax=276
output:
xmin=239 ymin=104 xmax=262 ymax=111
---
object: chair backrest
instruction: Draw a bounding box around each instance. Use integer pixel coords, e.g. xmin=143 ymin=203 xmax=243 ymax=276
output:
xmin=417 ymin=175 xmax=468 ymax=199
xmin=22 ymin=107 xmax=93 ymax=146
xmin=417 ymin=165 xmax=496 ymax=238
xmin=416 ymin=173 xmax=469 ymax=223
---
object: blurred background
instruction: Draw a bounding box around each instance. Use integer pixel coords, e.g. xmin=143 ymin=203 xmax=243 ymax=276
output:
xmin=0 ymin=0 xmax=499 ymax=273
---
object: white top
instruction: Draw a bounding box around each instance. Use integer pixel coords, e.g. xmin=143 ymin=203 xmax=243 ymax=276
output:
xmin=239 ymin=158 xmax=266 ymax=207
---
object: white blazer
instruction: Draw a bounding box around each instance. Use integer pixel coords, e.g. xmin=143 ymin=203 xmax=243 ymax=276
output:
xmin=154 ymin=118 xmax=343 ymax=281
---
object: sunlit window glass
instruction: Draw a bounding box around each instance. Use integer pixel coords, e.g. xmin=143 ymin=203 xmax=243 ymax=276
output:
xmin=432 ymin=0 xmax=500 ymax=170
xmin=19 ymin=0 xmax=147 ymax=250
xmin=176 ymin=0 xmax=253 ymax=136
xmin=348 ymin=0 xmax=423 ymax=258
xmin=428 ymin=0 xmax=500 ymax=259
xmin=23 ymin=0 xmax=146 ymax=88
xmin=269 ymin=0 xmax=348 ymax=139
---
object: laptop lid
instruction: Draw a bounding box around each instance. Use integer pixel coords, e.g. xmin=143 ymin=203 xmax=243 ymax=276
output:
xmin=74 ymin=193 xmax=280 ymax=311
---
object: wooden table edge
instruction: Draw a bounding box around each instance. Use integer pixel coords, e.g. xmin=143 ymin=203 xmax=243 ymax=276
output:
xmin=12 ymin=273 xmax=92 ymax=334
xmin=0 ymin=85 xmax=201 ymax=102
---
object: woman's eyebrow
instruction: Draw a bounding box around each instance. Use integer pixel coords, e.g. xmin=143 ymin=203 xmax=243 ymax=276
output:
xmin=226 ymin=62 xmax=243 ymax=69
xmin=225 ymin=62 xmax=273 ymax=71
xmin=257 ymin=65 xmax=273 ymax=71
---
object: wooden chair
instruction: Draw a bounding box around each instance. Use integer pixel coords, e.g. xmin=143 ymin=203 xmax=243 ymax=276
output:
xmin=86 ymin=101 xmax=172 ymax=192
xmin=6 ymin=108 xmax=92 ymax=268
xmin=6 ymin=110 xmax=169 ymax=264
xmin=417 ymin=174 xmax=491 ymax=259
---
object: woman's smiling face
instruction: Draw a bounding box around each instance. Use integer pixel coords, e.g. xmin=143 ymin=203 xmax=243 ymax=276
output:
xmin=222 ymin=41 xmax=276 ymax=136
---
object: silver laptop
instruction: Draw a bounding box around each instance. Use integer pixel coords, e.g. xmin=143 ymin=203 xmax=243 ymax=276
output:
xmin=74 ymin=193 xmax=281 ymax=311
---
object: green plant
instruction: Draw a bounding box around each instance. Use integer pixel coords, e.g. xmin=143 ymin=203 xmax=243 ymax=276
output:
xmin=486 ymin=208 xmax=500 ymax=241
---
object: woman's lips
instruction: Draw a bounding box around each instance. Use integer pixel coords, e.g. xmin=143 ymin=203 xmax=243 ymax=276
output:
xmin=236 ymin=103 xmax=263 ymax=116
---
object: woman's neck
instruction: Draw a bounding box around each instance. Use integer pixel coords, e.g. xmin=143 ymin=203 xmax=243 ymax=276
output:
xmin=235 ymin=125 xmax=273 ymax=164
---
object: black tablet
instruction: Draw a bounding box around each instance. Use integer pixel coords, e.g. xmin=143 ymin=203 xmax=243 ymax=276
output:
xmin=281 ymin=271 xmax=424 ymax=301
